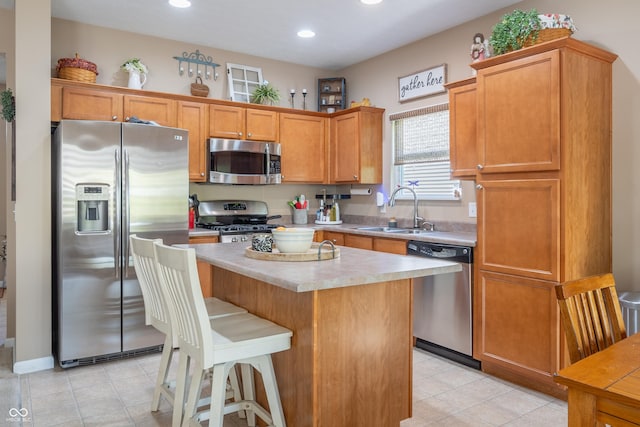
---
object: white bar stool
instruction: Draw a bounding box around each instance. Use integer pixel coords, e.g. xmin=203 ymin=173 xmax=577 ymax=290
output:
xmin=153 ymin=242 xmax=292 ymax=427
xmin=129 ymin=235 xmax=247 ymax=414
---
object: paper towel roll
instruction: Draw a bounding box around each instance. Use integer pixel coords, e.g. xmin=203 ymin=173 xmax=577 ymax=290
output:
xmin=350 ymin=188 xmax=372 ymax=196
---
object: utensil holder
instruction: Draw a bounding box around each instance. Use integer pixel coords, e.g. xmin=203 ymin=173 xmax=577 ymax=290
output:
xmin=292 ymin=209 xmax=308 ymax=225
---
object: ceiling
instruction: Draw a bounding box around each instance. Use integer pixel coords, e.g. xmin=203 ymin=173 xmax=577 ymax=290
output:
xmin=0 ymin=0 xmax=521 ymax=83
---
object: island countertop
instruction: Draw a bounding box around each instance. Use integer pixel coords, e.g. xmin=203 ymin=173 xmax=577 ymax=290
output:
xmin=185 ymin=241 xmax=461 ymax=293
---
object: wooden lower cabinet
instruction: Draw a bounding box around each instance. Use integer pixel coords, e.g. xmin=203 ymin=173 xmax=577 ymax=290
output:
xmin=476 ymin=269 xmax=565 ymax=397
xmin=323 ymin=231 xmax=345 ymax=246
xmin=344 ymin=234 xmax=373 ymax=250
xmin=374 ymin=238 xmax=407 ymax=255
xmin=189 ymin=235 xmax=219 ymax=297
xmin=317 ymin=231 xmax=407 ymax=255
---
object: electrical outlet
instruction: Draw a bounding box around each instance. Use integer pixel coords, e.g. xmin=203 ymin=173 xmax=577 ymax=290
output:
xmin=468 ymin=202 xmax=477 ymax=218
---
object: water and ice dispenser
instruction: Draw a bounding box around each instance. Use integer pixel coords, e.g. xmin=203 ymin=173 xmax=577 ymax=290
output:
xmin=76 ymin=184 xmax=110 ymax=233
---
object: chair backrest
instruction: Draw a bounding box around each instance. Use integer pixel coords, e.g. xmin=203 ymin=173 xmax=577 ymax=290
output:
xmin=153 ymin=242 xmax=214 ymax=368
xmin=130 ymin=235 xmax=172 ymax=336
xmin=555 ymin=273 xmax=627 ymax=364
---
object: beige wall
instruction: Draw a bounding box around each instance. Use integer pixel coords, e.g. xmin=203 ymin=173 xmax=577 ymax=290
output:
xmin=3 ymin=0 xmax=640 ymax=370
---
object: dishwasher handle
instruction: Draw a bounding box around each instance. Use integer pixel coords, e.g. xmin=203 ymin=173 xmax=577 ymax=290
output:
xmin=407 ymin=241 xmax=472 ymax=264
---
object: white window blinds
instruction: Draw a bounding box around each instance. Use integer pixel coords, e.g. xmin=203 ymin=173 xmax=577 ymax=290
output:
xmin=390 ymin=103 xmax=460 ymax=201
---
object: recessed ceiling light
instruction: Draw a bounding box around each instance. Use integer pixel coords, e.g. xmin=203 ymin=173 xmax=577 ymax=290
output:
xmin=169 ymin=0 xmax=191 ymax=8
xmin=297 ymin=29 xmax=316 ymax=38
xmin=361 ymin=0 xmax=382 ymax=4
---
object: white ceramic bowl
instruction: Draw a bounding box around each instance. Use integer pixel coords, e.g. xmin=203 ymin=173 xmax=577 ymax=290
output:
xmin=271 ymin=227 xmax=315 ymax=253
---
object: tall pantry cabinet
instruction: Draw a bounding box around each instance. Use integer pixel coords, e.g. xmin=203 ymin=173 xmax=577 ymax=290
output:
xmin=462 ymin=38 xmax=617 ymax=397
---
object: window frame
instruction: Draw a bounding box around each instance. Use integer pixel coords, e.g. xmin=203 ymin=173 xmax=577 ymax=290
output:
xmin=226 ymin=63 xmax=263 ymax=103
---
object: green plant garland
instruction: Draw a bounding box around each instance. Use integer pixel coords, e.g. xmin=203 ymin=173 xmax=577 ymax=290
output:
xmin=489 ymin=9 xmax=542 ymax=56
xmin=1 ymin=88 xmax=15 ymax=122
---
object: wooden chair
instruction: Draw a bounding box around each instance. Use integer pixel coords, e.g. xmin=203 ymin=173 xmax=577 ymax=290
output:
xmin=129 ymin=235 xmax=247 ymax=413
xmin=555 ymin=273 xmax=627 ymax=364
xmin=153 ymin=241 xmax=292 ymax=427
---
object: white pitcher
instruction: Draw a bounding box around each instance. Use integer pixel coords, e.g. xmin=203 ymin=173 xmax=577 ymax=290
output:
xmin=127 ymin=70 xmax=147 ymax=89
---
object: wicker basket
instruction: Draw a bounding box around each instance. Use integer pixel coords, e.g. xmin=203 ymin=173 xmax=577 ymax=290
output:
xmin=190 ymin=76 xmax=209 ymax=97
xmin=58 ymin=67 xmax=97 ymax=83
xmin=522 ymin=28 xmax=572 ymax=48
xmin=56 ymin=53 xmax=98 ymax=83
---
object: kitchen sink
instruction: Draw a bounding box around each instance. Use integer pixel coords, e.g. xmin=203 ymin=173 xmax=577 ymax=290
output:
xmin=355 ymin=226 xmax=443 ymax=235
xmin=356 ymin=226 xmax=416 ymax=234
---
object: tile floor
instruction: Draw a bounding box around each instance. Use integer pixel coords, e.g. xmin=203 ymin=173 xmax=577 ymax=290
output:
xmin=0 ymin=294 xmax=567 ymax=426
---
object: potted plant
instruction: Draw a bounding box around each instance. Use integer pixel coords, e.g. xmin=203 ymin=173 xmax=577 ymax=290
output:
xmin=121 ymin=58 xmax=148 ymax=74
xmin=251 ymin=81 xmax=280 ymax=105
xmin=121 ymin=58 xmax=148 ymax=89
xmin=489 ymin=9 xmax=542 ymax=56
xmin=1 ymin=88 xmax=15 ymax=122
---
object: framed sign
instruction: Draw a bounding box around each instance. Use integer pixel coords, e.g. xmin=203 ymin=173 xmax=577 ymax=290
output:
xmin=398 ymin=64 xmax=447 ymax=102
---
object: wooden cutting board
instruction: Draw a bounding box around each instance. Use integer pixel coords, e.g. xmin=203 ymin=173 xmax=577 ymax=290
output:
xmin=245 ymin=243 xmax=340 ymax=262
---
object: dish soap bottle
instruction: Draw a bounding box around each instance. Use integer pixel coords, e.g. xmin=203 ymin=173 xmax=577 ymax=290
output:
xmin=329 ymin=204 xmax=336 ymax=222
xmin=334 ymin=201 xmax=340 ymax=222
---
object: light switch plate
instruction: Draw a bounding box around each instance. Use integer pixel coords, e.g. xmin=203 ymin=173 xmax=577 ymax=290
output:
xmin=468 ymin=202 xmax=477 ymax=218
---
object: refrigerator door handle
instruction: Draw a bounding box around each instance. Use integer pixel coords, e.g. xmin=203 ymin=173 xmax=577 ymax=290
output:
xmin=114 ymin=148 xmax=121 ymax=278
xmin=123 ymin=149 xmax=131 ymax=277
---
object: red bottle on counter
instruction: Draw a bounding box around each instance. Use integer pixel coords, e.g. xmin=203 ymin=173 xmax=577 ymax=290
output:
xmin=189 ymin=208 xmax=195 ymax=229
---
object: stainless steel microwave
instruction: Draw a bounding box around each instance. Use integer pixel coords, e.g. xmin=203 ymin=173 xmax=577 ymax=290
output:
xmin=208 ymin=138 xmax=281 ymax=184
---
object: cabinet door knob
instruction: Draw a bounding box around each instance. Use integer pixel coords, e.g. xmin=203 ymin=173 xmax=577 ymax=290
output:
xmin=112 ymin=116 xmax=118 ymax=121
xmin=125 ymin=116 xmax=130 ymax=122
xmin=238 ymin=132 xmax=243 ymax=137
xmin=477 ymin=164 xmax=484 ymax=170
xmin=200 ymin=172 xmax=205 ymax=177
xmin=476 ymin=184 xmax=484 ymax=190
xmin=247 ymin=132 xmax=252 ymax=137
xmin=353 ymin=175 xmax=358 ymax=180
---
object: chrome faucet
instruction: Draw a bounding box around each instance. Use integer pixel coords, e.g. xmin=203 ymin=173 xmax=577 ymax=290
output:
xmin=388 ymin=186 xmax=423 ymax=229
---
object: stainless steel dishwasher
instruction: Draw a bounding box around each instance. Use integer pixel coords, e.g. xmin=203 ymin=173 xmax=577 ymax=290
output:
xmin=407 ymin=240 xmax=480 ymax=369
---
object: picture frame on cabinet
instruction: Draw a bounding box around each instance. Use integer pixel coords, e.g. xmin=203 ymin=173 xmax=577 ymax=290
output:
xmin=398 ymin=63 xmax=447 ymax=102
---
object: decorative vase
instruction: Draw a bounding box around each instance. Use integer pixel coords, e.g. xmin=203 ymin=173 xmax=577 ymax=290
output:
xmin=127 ymin=70 xmax=147 ymax=89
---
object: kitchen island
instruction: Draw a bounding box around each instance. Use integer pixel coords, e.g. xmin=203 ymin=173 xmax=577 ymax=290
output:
xmin=187 ymin=242 xmax=461 ymax=427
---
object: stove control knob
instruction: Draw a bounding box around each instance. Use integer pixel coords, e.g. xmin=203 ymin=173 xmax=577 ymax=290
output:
xmin=231 ymin=237 xmax=238 ymax=243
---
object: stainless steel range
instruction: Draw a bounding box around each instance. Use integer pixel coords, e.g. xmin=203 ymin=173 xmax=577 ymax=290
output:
xmin=196 ymin=200 xmax=282 ymax=243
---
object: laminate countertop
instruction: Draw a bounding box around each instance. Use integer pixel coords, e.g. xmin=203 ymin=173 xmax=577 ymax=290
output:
xmin=189 ymin=222 xmax=477 ymax=247
xmin=184 ymin=241 xmax=461 ymax=293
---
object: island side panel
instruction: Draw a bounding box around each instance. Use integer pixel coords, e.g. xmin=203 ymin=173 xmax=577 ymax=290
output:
xmin=212 ymin=266 xmax=316 ymax=427
xmin=315 ymin=279 xmax=413 ymax=426
xmin=211 ymin=267 xmax=413 ymax=427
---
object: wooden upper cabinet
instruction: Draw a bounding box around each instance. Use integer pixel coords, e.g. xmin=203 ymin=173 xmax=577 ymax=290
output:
xmin=476 ymin=50 xmax=560 ymax=174
xmin=57 ymin=84 xmax=177 ymax=127
xmin=209 ymin=104 xmax=245 ymax=139
xmin=61 ymin=86 xmax=123 ymax=121
xmin=279 ymin=113 xmax=327 ymax=183
xmin=330 ymin=107 xmax=383 ymax=184
xmin=209 ymin=104 xmax=278 ymax=141
xmin=123 ymin=95 xmax=177 ymax=127
xmin=51 ymin=84 xmax=62 ymax=122
xmin=246 ymin=108 xmax=279 ymax=141
xmin=178 ymin=101 xmax=208 ymax=182
xmin=445 ymin=78 xmax=477 ymax=179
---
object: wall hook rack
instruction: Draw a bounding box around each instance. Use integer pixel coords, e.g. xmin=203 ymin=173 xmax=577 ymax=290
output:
xmin=173 ymin=49 xmax=220 ymax=80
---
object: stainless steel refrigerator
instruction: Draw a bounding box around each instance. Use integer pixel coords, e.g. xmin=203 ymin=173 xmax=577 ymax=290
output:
xmin=52 ymin=120 xmax=189 ymax=368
